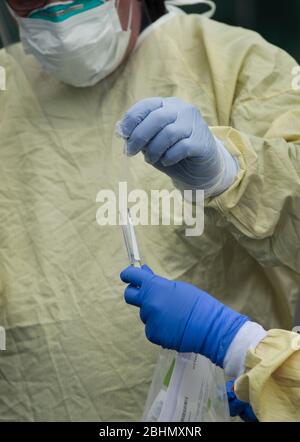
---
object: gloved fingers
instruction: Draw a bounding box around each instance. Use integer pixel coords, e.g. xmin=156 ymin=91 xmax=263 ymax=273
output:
xmin=144 ymin=123 xmax=190 ymax=165
xmin=160 ymin=138 xmax=192 ymax=166
xmin=124 ymin=284 xmax=141 ymax=307
xmin=120 ymin=265 xmax=152 ymax=287
xmin=126 ymin=107 xmax=178 ymax=156
xmin=139 ymin=281 xmax=157 ymax=324
xmin=121 ymin=97 xmax=163 ymax=139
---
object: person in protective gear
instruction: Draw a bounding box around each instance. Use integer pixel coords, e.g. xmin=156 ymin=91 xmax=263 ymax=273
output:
xmin=0 ymin=0 xmax=299 ymax=422
xmin=120 ymin=265 xmax=300 ymax=422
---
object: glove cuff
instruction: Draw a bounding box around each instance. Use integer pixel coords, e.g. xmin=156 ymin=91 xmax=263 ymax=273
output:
xmin=215 ymin=313 xmax=249 ymax=367
xmin=205 ymin=137 xmax=239 ymax=197
xmin=223 ymin=321 xmax=267 ymax=377
xmin=179 ymin=291 xmax=249 ymax=367
xmin=171 ymin=137 xmax=239 ymax=199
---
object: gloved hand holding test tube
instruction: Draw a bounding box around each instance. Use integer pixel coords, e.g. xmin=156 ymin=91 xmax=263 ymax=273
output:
xmin=119 ymin=210 xmax=229 ymax=422
xmin=116 ymin=123 xmax=230 ymax=422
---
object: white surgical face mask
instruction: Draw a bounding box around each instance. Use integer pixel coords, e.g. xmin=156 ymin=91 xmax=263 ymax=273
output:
xmin=14 ymin=0 xmax=133 ymax=87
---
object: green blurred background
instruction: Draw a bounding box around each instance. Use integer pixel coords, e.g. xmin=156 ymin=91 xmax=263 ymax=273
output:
xmin=0 ymin=0 xmax=299 ymax=61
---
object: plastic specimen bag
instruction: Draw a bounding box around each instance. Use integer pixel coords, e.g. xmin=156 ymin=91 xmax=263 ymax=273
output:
xmin=142 ymin=350 xmax=230 ymax=422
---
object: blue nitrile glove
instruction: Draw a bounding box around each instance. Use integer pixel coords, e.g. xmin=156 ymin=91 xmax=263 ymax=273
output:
xmin=120 ymin=97 xmax=238 ymax=197
xmin=226 ymin=379 xmax=258 ymax=422
xmin=120 ymin=265 xmax=249 ymax=367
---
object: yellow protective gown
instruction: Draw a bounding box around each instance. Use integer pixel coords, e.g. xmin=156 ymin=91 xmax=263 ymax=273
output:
xmin=0 ymin=13 xmax=300 ymax=421
xmin=236 ymin=330 xmax=300 ymax=422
